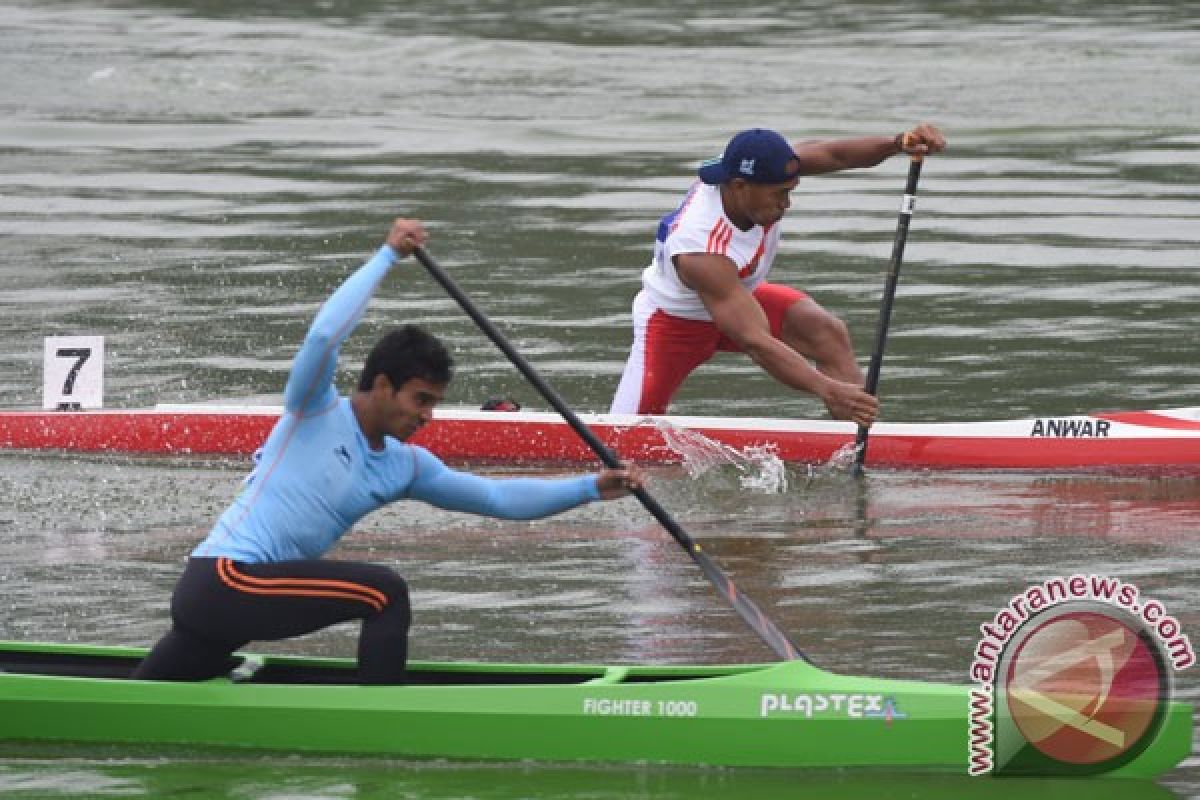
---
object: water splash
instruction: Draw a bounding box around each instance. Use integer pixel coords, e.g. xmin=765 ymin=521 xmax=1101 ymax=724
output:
xmin=648 ymin=418 xmax=789 ymax=494
xmin=825 ymin=442 xmax=862 ymax=473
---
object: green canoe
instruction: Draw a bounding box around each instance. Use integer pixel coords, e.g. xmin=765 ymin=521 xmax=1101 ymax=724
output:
xmin=0 ymin=640 xmax=1190 ymax=777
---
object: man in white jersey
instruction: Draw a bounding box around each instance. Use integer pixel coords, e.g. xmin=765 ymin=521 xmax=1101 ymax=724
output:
xmin=611 ymin=124 xmax=946 ymax=423
xmin=134 ymin=218 xmax=640 ymax=685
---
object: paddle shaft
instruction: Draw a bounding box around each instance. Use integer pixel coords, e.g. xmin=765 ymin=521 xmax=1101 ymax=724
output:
xmin=412 ymin=246 xmax=809 ymax=663
xmin=854 ymin=153 xmax=924 ymax=470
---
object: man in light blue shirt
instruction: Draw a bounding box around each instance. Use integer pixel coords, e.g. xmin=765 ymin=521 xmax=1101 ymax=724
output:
xmin=134 ymin=218 xmax=639 ymax=684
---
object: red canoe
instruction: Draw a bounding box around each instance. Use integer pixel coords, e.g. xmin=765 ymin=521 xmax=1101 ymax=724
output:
xmin=1 ymin=405 xmax=1198 ymax=472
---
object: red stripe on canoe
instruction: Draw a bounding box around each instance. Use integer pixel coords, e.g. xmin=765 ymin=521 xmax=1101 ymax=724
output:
xmin=1 ymin=409 xmax=1198 ymax=472
xmin=1094 ymin=411 xmax=1200 ymax=431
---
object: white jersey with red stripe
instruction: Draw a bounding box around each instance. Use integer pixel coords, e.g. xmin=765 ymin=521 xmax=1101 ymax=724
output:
xmin=640 ymin=181 xmax=781 ymax=320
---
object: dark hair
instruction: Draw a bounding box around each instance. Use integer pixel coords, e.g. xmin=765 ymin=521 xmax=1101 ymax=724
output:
xmin=358 ymin=324 xmax=453 ymax=391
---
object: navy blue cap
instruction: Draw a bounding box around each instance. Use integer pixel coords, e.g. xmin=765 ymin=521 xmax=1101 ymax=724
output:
xmin=697 ymin=128 xmax=801 ymax=185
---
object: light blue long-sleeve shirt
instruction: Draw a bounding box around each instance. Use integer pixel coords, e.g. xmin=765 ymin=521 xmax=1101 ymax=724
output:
xmin=193 ymin=245 xmax=600 ymax=563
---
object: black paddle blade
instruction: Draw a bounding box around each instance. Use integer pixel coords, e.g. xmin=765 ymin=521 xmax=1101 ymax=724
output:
xmin=689 ymin=544 xmax=805 ymax=662
xmin=411 ymin=245 xmax=808 ymax=663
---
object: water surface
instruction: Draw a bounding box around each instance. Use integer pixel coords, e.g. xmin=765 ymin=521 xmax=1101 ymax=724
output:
xmin=1 ymin=0 xmax=1198 ymax=796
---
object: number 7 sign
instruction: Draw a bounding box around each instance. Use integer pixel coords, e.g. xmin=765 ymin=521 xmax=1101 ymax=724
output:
xmin=43 ymin=336 xmax=105 ymax=410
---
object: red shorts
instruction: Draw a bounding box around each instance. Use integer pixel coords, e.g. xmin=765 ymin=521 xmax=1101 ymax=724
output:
xmin=610 ymin=283 xmax=807 ymax=415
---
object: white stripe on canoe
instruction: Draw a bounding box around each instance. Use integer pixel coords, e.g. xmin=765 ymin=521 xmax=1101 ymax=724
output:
xmin=148 ymin=404 xmax=1200 ymax=440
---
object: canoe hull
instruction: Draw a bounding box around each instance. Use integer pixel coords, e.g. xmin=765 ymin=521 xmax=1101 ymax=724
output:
xmin=0 ymin=641 xmax=1190 ymax=777
xmin=1 ymin=405 xmax=1198 ymax=472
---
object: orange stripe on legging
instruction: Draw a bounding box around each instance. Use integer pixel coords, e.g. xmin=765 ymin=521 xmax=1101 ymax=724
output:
xmin=217 ymin=558 xmax=387 ymax=612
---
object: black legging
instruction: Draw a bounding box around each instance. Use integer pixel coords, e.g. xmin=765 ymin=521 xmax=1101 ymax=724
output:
xmin=132 ymin=556 xmax=411 ymax=684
